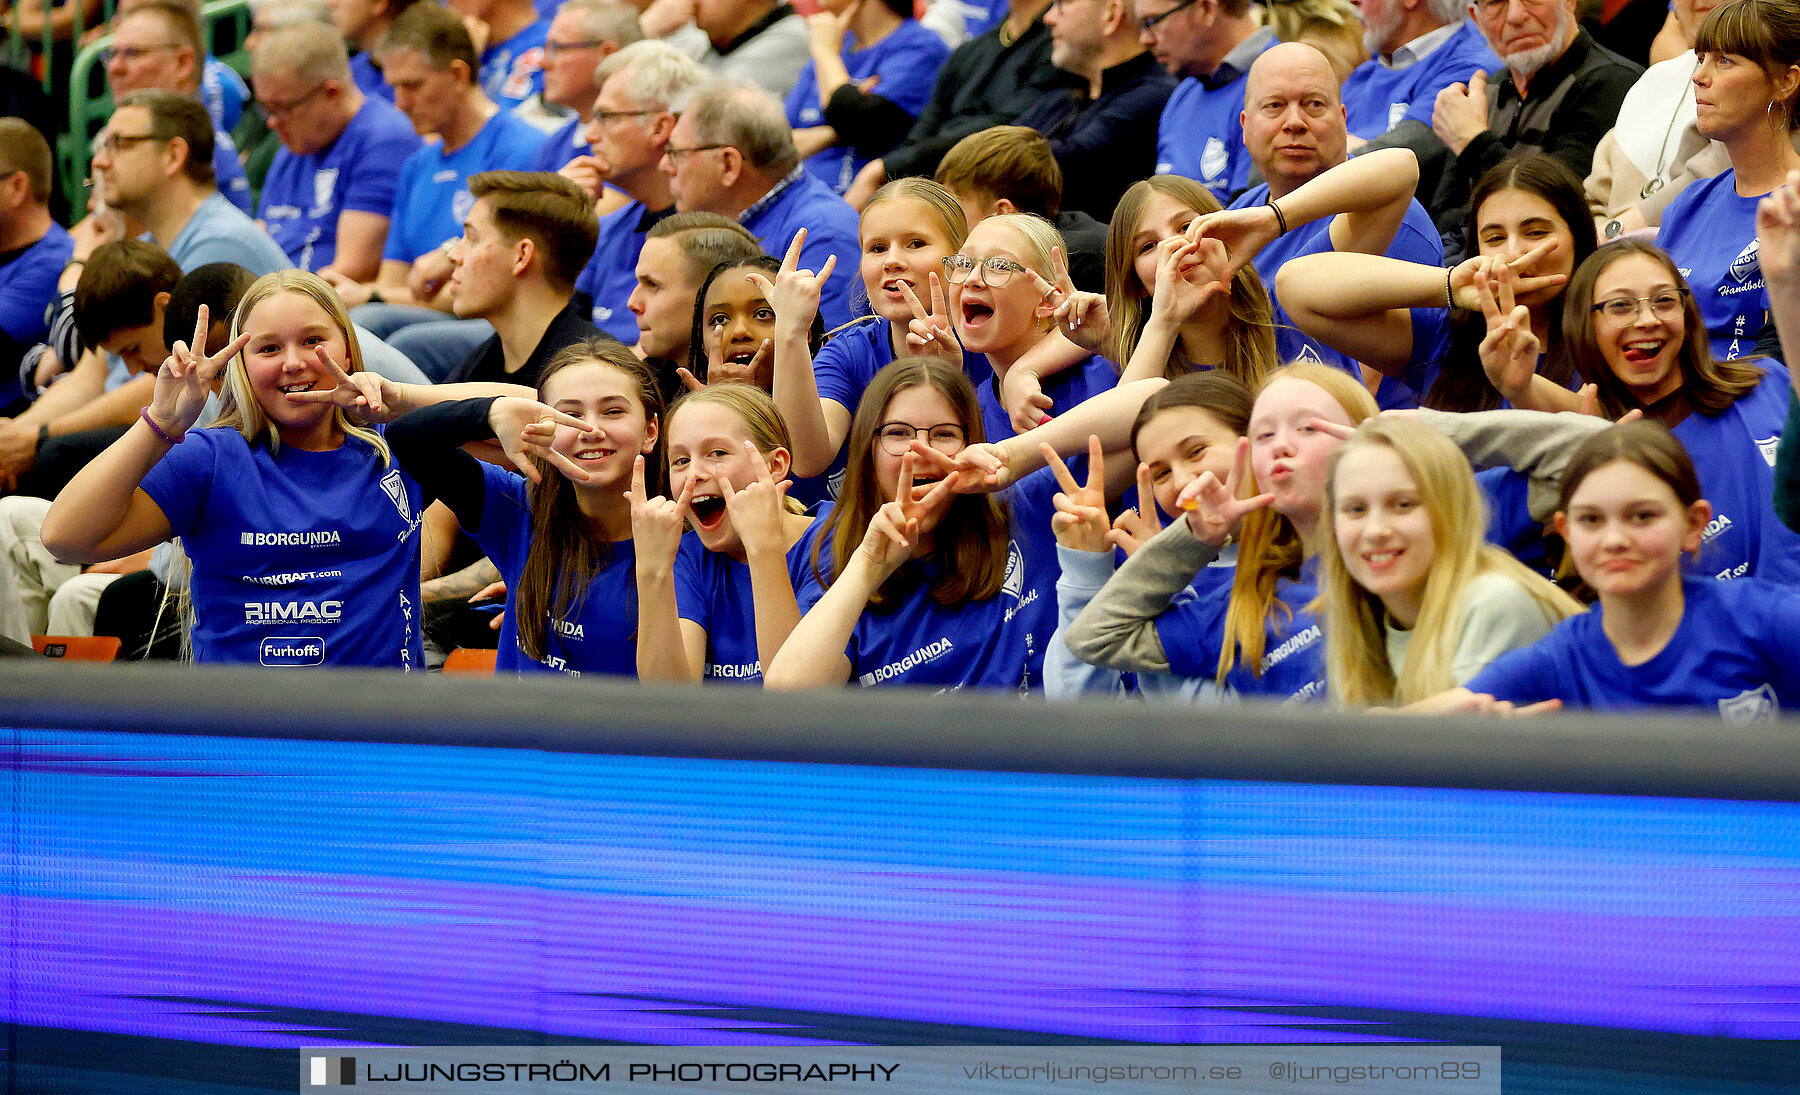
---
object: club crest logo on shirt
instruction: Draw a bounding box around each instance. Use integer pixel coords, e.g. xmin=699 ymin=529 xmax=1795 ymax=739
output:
xmin=1719 ymin=683 xmax=1778 ymax=725
xmin=1387 ymin=102 xmax=1408 ymax=129
xmin=1757 ymin=434 xmax=1780 ymax=467
xmin=1730 ymin=240 xmax=1760 ymax=284
xmin=1294 ymin=342 xmax=1324 ymax=365
xmin=311 ymin=168 xmax=338 ymax=216
xmin=452 ymin=188 xmax=476 ymax=225
xmin=1200 ymin=138 xmax=1228 ymax=183
xmin=380 ymin=469 xmax=412 ymax=524
xmin=501 ymin=47 xmax=543 ymax=102
xmin=1002 ymin=540 xmax=1024 ymax=601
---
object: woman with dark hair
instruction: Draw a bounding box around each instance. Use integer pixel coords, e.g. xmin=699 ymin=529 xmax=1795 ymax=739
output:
xmin=1476 ymin=238 xmax=1800 ymax=585
xmin=764 ymin=356 xmax=1157 ymax=690
xmin=1654 ymin=0 xmax=1800 ymax=361
xmin=785 ymin=0 xmax=951 ymax=194
xmin=1276 ymin=154 xmax=1599 ymax=411
xmin=387 ymin=337 xmax=669 ymax=676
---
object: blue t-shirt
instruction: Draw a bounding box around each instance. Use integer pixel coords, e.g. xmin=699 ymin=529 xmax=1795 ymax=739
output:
xmin=786 ymin=21 xmax=949 ymax=194
xmin=575 ymin=199 xmax=661 ymax=343
xmin=351 ymin=51 xmax=395 ymax=102
xmin=0 ymin=222 xmax=72 ymax=348
xmin=742 ymin=172 xmax=862 ymax=329
xmin=139 ymin=426 xmax=426 ymax=668
xmin=1154 ymin=37 xmax=1278 ymax=202
xmin=1231 ymin=182 xmax=1443 ymax=405
xmin=482 ymin=18 xmax=549 ymax=112
xmin=673 ymin=504 xmax=828 ymax=682
xmin=976 ymin=352 xmax=1119 ymax=444
xmin=212 ymin=131 xmax=254 ymax=214
xmin=1659 ymin=170 xmax=1766 ymax=361
xmin=383 ymin=111 xmax=547 ymax=265
xmin=1467 ymin=576 xmax=1800 ymax=720
xmin=1339 ymin=23 xmax=1499 ymax=139
xmin=1674 ymin=365 xmax=1800 ymax=585
xmin=469 ymin=461 xmax=639 ymax=677
xmin=814 ymin=316 xmax=992 ymax=417
xmin=258 ymin=96 xmax=422 ymax=272
xmin=1153 ymin=554 xmax=1325 ymax=702
xmin=795 ymin=468 xmax=1062 ymax=690
xmin=165 ymin=191 xmax=292 ymax=275
xmin=531 ymin=113 xmax=590 ymax=173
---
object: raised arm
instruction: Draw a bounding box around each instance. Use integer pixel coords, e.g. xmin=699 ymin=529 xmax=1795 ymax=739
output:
xmin=41 ymin=307 xmax=249 ymax=564
xmin=758 ymin=229 xmax=844 ymax=478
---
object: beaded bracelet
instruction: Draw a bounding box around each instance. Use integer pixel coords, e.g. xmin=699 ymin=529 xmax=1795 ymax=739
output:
xmin=1445 ymin=267 xmax=1456 ymax=310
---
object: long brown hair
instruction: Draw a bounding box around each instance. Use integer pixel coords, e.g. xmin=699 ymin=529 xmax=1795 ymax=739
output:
xmin=1219 ymin=362 xmax=1377 ymax=681
xmin=514 ymin=339 xmax=667 ymax=661
xmin=1561 ymin=240 xmax=1763 ymax=418
xmin=1428 ymin=155 xmax=1596 ymax=412
xmin=1104 ymin=175 xmax=1277 ymax=387
xmin=810 ymin=357 xmax=1009 ymax=608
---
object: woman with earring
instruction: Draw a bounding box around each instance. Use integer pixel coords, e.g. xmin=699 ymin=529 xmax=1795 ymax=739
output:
xmin=1653 ymin=0 xmax=1800 ymax=361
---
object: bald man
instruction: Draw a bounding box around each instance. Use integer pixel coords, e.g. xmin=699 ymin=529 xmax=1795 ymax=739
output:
xmin=1224 ymin=43 xmax=1444 ymax=405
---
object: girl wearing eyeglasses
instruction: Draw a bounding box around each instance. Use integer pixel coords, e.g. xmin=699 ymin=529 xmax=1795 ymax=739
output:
xmin=764 ymin=356 xmax=1160 ymax=690
xmin=1473 ymin=239 xmax=1800 ymax=585
xmin=946 ymin=213 xmax=1119 ymax=445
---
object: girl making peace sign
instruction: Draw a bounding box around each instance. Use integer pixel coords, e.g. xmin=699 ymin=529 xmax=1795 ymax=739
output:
xmin=43 ymin=271 xmax=544 ymax=667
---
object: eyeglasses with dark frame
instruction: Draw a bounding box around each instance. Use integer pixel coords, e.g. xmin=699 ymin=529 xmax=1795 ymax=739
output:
xmin=875 ymin=422 xmax=967 ymax=457
xmin=1590 ymin=289 xmax=1688 ymax=328
xmin=93 ymin=131 xmax=164 ymax=157
xmin=1138 ymin=0 xmax=1201 ymax=34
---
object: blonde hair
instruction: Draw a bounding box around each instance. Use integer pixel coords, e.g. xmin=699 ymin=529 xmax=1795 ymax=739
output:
xmin=1217 ymin=363 xmax=1376 ymax=682
xmin=863 ymin=177 xmax=968 ymax=251
xmin=1317 ymin=419 xmax=1581 ymax=706
xmin=665 ymin=382 xmax=807 ymax=515
xmin=216 ymin=270 xmax=390 ymax=465
xmin=1104 ymin=176 xmax=1276 ymax=388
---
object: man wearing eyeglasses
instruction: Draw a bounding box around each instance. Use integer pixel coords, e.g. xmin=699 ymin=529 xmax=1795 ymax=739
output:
xmin=253 ymin=22 xmax=423 ymax=279
xmin=661 ymin=79 xmax=860 ymax=327
xmin=320 ymin=3 xmax=545 ymax=361
xmin=570 ymin=41 xmax=710 ymax=342
xmin=527 ymin=0 xmax=645 ymax=174
xmin=1424 ymin=0 xmax=1638 ymax=245
xmin=103 ymin=1 xmax=256 ymax=213
xmin=1142 ymin=0 xmax=1275 ymax=202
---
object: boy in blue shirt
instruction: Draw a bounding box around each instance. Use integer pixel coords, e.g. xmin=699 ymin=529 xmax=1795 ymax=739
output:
xmin=0 ymin=120 xmax=72 ymax=410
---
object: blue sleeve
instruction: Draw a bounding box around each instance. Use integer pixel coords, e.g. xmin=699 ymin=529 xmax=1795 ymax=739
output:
xmin=341 ymin=132 xmax=416 ymax=217
xmin=878 ymin=37 xmax=950 ymax=116
xmin=383 ymin=152 xmax=427 ymax=263
xmin=466 ymin=461 xmax=533 ymax=574
xmin=1757 ymin=585 xmax=1800 ymax=697
xmin=813 ymin=327 xmax=877 ymax=411
xmin=673 ymin=535 xmax=711 ymax=628
xmin=1463 ymin=638 xmax=1559 ymax=703
xmin=0 ymin=233 xmax=70 ymax=343
xmin=1152 ymin=583 xmax=1229 ymax=680
xmin=139 ymin=429 xmax=220 ymax=537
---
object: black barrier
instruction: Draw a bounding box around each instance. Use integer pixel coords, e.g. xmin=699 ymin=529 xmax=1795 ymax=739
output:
xmin=0 ymin=659 xmax=1796 ymax=799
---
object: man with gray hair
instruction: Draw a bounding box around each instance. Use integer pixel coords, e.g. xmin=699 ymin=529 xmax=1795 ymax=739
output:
xmin=1423 ymin=0 xmax=1638 ymax=242
xmin=1337 ymin=0 xmax=1497 ymax=146
xmin=661 ymin=79 xmax=858 ymax=325
xmin=253 ymin=20 xmax=423 ymax=277
xmin=570 ymin=40 xmax=707 ymax=341
xmin=529 ymin=0 xmax=645 ymax=173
